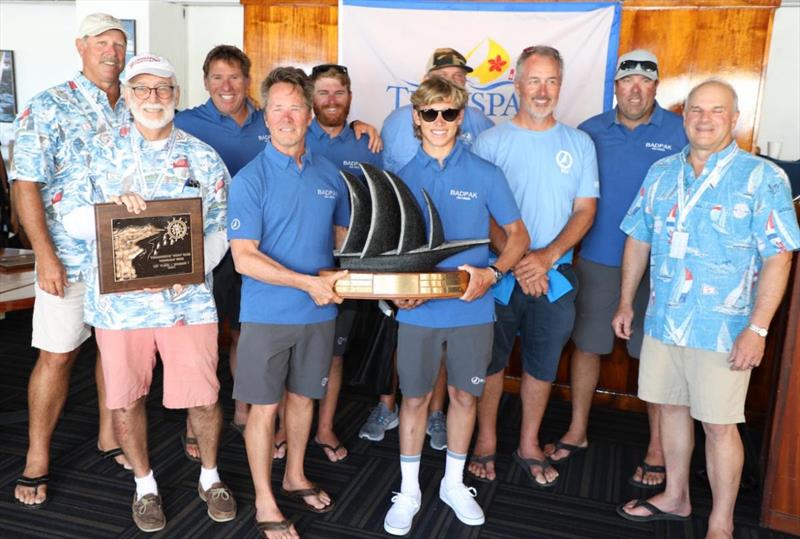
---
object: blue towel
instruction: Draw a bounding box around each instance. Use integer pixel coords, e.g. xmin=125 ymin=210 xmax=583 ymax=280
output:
xmin=491 ymin=252 xmax=573 ymax=305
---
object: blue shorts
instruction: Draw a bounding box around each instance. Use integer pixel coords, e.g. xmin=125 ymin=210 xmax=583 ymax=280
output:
xmin=488 ymin=265 xmax=578 ymax=382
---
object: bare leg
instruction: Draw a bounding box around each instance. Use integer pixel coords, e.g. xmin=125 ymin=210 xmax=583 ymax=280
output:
xmin=466 ymin=369 xmax=504 ymax=481
xmin=281 ymin=391 xmax=331 ymax=510
xmin=378 ymin=353 xmax=399 ymax=411
xmin=446 ymin=387 xmax=477 ymax=455
xmin=112 ymin=396 xmax=150 ymax=478
xmin=400 ymin=393 xmax=433 ymax=455
xmin=187 ymin=401 xmax=223 ymax=469
xmin=273 ymin=394 xmax=287 ymax=459
xmin=428 ymin=359 xmax=447 ymax=413
xmin=228 ymin=330 xmax=249 ymax=426
xmin=95 ymin=349 xmax=130 ymax=469
xmin=702 ymin=423 xmax=742 ymax=539
xmin=545 ymin=348 xmax=595 ymax=461
xmin=631 ymin=403 xmax=666 ymax=486
xmin=518 ymin=372 xmax=559 ymax=485
xmin=315 ymin=356 xmax=347 ymax=461
xmin=246 ymin=403 xmax=299 ymax=539
xmin=620 ymin=404 xmax=692 ymax=518
xmin=15 ymin=349 xmax=78 ymax=505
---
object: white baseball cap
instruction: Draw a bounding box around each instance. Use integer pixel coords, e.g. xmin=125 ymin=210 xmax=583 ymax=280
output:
xmin=78 ymin=13 xmax=127 ymax=39
xmin=123 ymin=54 xmax=176 ymax=84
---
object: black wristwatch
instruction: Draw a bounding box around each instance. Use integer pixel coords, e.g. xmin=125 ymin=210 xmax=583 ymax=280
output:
xmin=488 ymin=264 xmax=504 ymax=284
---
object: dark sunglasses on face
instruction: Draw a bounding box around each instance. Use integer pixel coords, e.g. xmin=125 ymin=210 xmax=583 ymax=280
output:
xmin=619 ymin=60 xmax=658 ymax=73
xmin=311 ymin=64 xmax=348 ymax=77
xmin=417 ymin=108 xmax=460 ymax=122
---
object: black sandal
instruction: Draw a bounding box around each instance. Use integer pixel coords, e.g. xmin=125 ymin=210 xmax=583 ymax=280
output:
xmin=15 ymin=475 xmax=49 ymax=510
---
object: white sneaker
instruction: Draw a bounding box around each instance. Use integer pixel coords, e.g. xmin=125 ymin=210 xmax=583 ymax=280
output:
xmin=439 ymin=479 xmax=485 ymax=526
xmin=383 ymin=491 xmax=421 ymax=536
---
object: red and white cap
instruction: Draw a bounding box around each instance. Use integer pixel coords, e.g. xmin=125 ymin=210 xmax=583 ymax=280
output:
xmin=123 ymin=53 xmax=176 ymax=83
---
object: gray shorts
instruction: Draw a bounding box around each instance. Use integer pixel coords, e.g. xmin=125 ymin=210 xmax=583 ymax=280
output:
xmin=233 ymin=320 xmax=335 ymax=404
xmin=571 ymin=258 xmax=649 ymax=358
xmin=397 ymin=323 xmax=493 ymax=398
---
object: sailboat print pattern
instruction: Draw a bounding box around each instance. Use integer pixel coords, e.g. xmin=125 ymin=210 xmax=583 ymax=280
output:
xmin=621 ymin=142 xmax=800 ymax=353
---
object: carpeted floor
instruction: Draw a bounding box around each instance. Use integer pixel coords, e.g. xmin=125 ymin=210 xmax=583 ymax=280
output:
xmin=0 ymin=310 xmax=795 ymax=538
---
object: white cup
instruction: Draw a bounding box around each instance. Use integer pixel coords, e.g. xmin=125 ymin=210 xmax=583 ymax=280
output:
xmin=766 ymin=141 xmax=782 ymax=159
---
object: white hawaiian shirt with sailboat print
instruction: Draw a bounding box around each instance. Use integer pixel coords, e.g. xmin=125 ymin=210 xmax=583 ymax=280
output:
xmin=9 ymin=72 xmax=128 ymax=281
xmin=62 ymin=123 xmax=229 ymax=330
xmin=621 ymin=141 xmax=800 ymax=353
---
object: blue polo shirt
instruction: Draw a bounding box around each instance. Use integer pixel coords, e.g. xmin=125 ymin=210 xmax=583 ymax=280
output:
xmin=381 ymin=104 xmax=494 ymax=173
xmin=396 ymin=141 xmax=521 ymax=328
xmin=579 ymin=103 xmax=687 ymax=266
xmin=175 ymin=99 xmax=269 ymax=176
xmin=227 ymin=141 xmax=349 ymax=324
xmin=305 ymin=118 xmax=382 ymax=178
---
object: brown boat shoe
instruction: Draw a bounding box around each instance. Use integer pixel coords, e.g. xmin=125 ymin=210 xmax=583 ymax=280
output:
xmin=132 ymin=493 xmax=166 ymax=533
xmin=198 ymin=481 xmax=237 ymax=522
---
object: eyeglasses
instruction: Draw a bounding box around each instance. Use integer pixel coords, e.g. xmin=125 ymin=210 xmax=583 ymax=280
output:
xmin=417 ymin=108 xmax=460 ymax=122
xmin=618 ymin=60 xmax=658 ymax=73
xmin=311 ymin=64 xmax=348 ymax=78
xmin=128 ymin=85 xmax=175 ymax=99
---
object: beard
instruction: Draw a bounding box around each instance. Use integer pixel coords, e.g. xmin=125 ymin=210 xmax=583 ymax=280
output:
xmin=129 ymin=100 xmax=176 ymax=131
xmin=314 ymin=102 xmax=350 ymax=129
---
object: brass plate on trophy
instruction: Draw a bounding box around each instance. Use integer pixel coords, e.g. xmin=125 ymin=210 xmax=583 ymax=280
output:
xmin=320 ymin=269 xmax=469 ymax=299
xmin=95 ymin=198 xmax=205 ymax=294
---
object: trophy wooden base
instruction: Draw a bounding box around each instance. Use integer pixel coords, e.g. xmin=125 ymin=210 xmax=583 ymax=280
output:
xmin=319 ymin=269 xmax=469 ymax=299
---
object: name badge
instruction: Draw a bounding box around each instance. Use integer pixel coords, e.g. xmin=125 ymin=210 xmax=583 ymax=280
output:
xmin=670 ymin=231 xmax=689 ymax=259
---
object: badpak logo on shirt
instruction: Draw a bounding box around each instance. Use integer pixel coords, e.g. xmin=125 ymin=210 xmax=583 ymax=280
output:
xmin=343 ymin=160 xmax=360 ymax=170
xmin=317 ymin=188 xmax=337 ymax=199
xmin=645 ymin=142 xmax=673 ymax=152
xmin=556 ymin=150 xmax=573 ymax=174
xmin=258 ymin=134 xmax=269 ymax=142
xmin=450 ymin=189 xmax=478 ymax=201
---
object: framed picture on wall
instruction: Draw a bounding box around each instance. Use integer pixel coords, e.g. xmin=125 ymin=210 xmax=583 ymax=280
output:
xmin=121 ymin=19 xmax=136 ymax=64
xmin=0 ymin=50 xmax=17 ymax=123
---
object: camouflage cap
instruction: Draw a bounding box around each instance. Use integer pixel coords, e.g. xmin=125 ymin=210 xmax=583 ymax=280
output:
xmin=425 ymin=48 xmax=473 ymax=74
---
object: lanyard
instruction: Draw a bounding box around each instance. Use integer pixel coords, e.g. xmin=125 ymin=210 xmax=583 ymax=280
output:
xmin=130 ymin=126 xmax=177 ymax=200
xmin=72 ymin=78 xmax=116 ymax=130
xmin=676 ymin=147 xmax=738 ymax=231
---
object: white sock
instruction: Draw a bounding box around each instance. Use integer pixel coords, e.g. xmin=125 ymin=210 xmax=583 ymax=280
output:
xmin=134 ymin=470 xmax=158 ymax=500
xmin=399 ymin=454 xmax=421 ymax=496
xmin=444 ymin=450 xmax=467 ymax=487
xmin=199 ymin=466 xmax=221 ymax=491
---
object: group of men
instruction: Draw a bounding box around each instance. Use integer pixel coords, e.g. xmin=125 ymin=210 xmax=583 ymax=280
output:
xmin=8 ymin=11 xmax=798 ymax=539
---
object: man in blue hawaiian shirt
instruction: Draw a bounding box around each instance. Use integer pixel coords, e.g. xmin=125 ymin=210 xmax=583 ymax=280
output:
xmin=614 ymin=80 xmax=799 ymax=537
xmin=8 ymin=12 xmax=130 ymax=509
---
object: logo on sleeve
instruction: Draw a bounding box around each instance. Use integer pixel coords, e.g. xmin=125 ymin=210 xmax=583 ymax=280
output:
xmin=230 ymin=218 xmax=241 ymax=230
xmin=556 ymin=150 xmax=573 ymax=174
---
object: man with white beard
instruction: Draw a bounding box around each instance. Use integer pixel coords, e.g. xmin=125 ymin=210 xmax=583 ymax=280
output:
xmin=61 ymin=54 xmax=236 ymax=533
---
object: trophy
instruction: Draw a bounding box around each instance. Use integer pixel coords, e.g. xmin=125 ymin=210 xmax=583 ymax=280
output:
xmin=320 ymin=164 xmax=488 ymax=299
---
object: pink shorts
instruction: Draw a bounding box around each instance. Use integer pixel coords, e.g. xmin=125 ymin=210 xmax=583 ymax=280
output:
xmin=95 ymin=323 xmax=220 ymax=410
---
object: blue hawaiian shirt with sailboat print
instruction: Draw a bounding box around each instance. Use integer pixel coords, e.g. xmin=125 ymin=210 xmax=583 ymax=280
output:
xmin=62 ymin=123 xmax=229 ymax=330
xmin=9 ymin=72 xmax=128 ymax=281
xmin=621 ymin=141 xmax=800 ymax=353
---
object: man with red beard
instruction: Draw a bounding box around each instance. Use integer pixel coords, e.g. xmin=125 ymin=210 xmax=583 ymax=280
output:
xmin=301 ymin=64 xmax=383 ymax=463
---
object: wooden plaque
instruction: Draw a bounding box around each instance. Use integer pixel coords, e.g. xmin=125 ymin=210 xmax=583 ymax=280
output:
xmin=94 ymin=198 xmax=205 ymax=294
xmin=320 ymin=269 xmax=469 ymax=299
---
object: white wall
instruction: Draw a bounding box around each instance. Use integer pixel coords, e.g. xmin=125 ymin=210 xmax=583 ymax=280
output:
xmin=756 ymin=3 xmax=800 ymax=160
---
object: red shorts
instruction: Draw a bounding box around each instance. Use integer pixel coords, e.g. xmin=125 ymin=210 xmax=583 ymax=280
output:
xmin=95 ymin=323 xmax=220 ymax=410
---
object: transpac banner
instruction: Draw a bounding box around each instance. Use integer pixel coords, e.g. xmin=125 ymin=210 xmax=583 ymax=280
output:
xmin=339 ymin=0 xmax=621 ymax=128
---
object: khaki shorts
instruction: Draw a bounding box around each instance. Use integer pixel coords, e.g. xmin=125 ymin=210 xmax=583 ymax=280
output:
xmin=31 ymin=281 xmax=91 ymax=353
xmin=638 ymin=336 xmax=750 ymax=424
xmin=95 ymin=323 xmax=220 ymax=410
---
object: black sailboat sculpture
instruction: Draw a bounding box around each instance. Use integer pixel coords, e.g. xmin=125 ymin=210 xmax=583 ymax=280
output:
xmin=334 ymin=163 xmax=489 ymax=272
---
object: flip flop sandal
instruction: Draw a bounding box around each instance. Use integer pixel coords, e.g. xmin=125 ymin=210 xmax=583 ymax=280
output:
xmin=466 ymin=454 xmax=497 ymax=483
xmin=181 ymin=430 xmax=202 ymax=463
xmin=15 ymin=475 xmax=49 ymax=510
xmin=616 ymin=499 xmax=690 ymax=522
xmin=280 ymin=485 xmax=335 ymax=514
xmin=513 ymin=450 xmax=558 ymax=489
xmin=546 ymin=440 xmax=587 ymax=465
xmin=255 ymin=517 xmax=296 ymax=537
xmin=313 ymin=438 xmax=348 ymax=463
xmin=273 ymin=440 xmax=287 ymax=462
xmin=629 ymin=462 xmax=666 ymax=489
xmin=96 ymin=446 xmax=132 ymax=471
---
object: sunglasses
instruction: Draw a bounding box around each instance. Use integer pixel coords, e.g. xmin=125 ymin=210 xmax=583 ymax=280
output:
xmin=311 ymin=64 xmax=348 ymax=78
xmin=619 ymin=60 xmax=658 ymax=73
xmin=417 ymin=108 xmax=460 ymax=122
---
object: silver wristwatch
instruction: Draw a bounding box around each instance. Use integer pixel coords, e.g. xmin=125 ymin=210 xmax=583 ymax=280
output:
xmin=488 ymin=264 xmax=504 ymax=284
xmin=748 ymin=324 xmax=768 ymax=338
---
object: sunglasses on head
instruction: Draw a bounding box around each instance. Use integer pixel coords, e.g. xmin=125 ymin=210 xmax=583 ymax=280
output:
xmin=311 ymin=64 xmax=348 ymax=78
xmin=417 ymin=108 xmax=460 ymax=122
xmin=619 ymin=60 xmax=658 ymax=73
